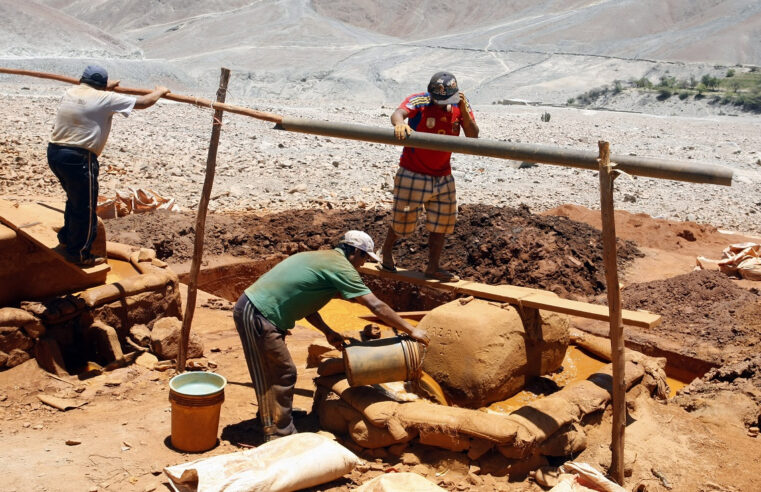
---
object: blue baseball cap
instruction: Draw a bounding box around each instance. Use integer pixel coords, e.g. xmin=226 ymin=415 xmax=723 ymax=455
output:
xmin=428 ymin=71 xmax=459 ymax=105
xmin=80 ymin=65 xmax=108 ymax=89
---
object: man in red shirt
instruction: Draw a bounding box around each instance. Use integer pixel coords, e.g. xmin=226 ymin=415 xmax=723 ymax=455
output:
xmin=379 ymin=72 xmax=479 ymax=281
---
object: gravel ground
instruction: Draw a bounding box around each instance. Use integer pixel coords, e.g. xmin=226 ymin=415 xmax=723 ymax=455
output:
xmin=2 ymin=82 xmax=760 ymax=234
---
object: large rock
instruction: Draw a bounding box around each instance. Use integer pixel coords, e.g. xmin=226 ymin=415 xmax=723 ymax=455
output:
xmin=419 ymin=299 xmax=569 ymax=407
xmin=151 ymin=317 xmax=204 ymax=360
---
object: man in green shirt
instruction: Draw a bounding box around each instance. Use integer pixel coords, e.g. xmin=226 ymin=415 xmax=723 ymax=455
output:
xmin=233 ymin=230 xmax=428 ymax=442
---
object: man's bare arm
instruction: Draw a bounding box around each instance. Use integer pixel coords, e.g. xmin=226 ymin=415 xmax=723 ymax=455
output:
xmin=134 ymin=86 xmax=170 ymax=110
xmin=305 ymin=312 xmax=348 ymax=349
xmin=353 ymin=293 xmax=429 ymax=345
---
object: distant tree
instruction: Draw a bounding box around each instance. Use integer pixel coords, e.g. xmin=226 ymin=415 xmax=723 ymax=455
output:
xmin=701 ymin=74 xmax=719 ymax=89
xmin=659 ymin=75 xmax=676 ymax=88
xmin=635 ymin=77 xmax=652 ymax=89
xmin=726 ymin=68 xmax=736 ymax=77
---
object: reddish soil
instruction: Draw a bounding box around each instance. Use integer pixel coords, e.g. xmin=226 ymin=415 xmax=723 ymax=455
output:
xmin=2 ymin=204 xmax=761 ymax=491
xmin=622 ymin=270 xmax=761 ymax=364
xmin=107 ymin=204 xmax=642 ymax=301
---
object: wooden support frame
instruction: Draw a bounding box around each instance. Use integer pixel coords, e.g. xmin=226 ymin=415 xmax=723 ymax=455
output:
xmin=177 ymin=68 xmax=230 ymax=371
xmin=598 ymin=141 xmax=626 ymax=485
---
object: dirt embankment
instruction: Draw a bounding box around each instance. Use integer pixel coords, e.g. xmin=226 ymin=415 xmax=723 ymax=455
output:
xmin=622 ymin=269 xmax=761 ymax=363
xmin=106 ymin=204 xmax=642 ymax=301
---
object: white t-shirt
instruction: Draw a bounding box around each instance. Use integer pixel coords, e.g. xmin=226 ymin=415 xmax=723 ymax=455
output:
xmin=49 ymin=85 xmax=137 ymax=156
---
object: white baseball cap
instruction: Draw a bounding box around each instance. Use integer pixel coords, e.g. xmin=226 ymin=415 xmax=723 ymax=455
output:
xmin=340 ymin=230 xmax=380 ymax=262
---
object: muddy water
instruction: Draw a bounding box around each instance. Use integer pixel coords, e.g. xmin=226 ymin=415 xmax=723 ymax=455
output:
xmin=300 ymin=299 xmax=687 ymax=409
xmin=105 ymin=258 xmax=140 ymax=283
xmin=486 ymin=345 xmax=687 ymax=413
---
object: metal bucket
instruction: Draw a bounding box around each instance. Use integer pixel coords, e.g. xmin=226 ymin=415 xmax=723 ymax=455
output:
xmin=169 ymin=372 xmax=226 ymax=452
xmin=343 ymin=336 xmax=423 ymax=387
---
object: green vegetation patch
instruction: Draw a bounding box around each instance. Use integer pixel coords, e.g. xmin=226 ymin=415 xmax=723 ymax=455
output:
xmin=567 ymin=68 xmax=761 ymax=113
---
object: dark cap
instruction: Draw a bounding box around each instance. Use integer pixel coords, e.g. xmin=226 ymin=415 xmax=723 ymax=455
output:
xmin=80 ymin=65 xmax=108 ymax=89
xmin=427 ymin=71 xmax=459 ymax=105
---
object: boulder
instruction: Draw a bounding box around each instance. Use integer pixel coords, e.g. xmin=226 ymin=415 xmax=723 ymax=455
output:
xmin=151 ymin=317 xmax=203 ymax=360
xmin=419 ymin=299 xmax=569 ymax=407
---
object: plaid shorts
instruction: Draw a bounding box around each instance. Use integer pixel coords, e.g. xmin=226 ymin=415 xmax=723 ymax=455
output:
xmin=391 ymin=167 xmax=457 ymax=237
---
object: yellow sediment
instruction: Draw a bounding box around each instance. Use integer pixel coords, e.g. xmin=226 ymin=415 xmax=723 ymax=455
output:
xmin=306 ymin=299 xmax=690 ymax=409
xmin=105 ymin=258 xmax=140 ymax=283
xmin=298 ymin=298 xmax=410 ymax=335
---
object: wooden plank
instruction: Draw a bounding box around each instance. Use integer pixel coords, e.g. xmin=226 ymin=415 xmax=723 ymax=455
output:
xmin=0 ymin=199 xmax=109 ymax=276
xmin=359 ymin=263 xmax=660 ymax=329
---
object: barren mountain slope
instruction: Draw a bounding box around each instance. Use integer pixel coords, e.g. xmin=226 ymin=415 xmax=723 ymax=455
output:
xmin=0 ymin=0 xmax=141 ymax=58
xmin=36 ymin=0 xmax=253 ymax=32
xmin=3 ymin=1 xmax=759 ymax=104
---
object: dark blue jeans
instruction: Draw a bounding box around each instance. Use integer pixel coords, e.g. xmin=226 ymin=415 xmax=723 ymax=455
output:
xmin=47 ymin=143 xmax=100 ymax=261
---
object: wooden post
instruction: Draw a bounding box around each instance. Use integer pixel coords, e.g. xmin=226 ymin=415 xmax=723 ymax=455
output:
xmin=177 ymin=68 xmax=230 ymax=371
xmin=598 ymin=140 xmax=626 ymax=485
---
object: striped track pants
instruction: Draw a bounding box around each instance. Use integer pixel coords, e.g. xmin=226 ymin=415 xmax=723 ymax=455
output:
xmin=233 ymin=294 xmax=297 ymax=440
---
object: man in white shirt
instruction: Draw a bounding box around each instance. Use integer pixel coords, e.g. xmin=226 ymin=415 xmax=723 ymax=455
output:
xmin=48 ymin=65 xmax=170 ymax=266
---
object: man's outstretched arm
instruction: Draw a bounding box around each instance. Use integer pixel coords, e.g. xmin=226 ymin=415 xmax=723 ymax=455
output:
xmin=134 ymin=86 xmax=170 ymax=110
xmin=353 ymin=293 xmax=429 ymax=345
xmin=305 ymin=312 xmax=349 ymax=350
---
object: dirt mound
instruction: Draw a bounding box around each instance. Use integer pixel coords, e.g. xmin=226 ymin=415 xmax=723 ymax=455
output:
xmin=106 ymin=204 xmax=642 ymax=300
xmin=621 ymin=270 xmax=761 ymax=361
xmin=545 ymin=204 xmax=754 ymax=257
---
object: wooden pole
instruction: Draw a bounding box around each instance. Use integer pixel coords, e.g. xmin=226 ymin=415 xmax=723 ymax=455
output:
xmin=598 ymin=140 xmax=626 ymax=485
xmin=177 ymin=67 xmax=230 ymax=372
xmin=0 ymin=67 xmax=282 ymax=123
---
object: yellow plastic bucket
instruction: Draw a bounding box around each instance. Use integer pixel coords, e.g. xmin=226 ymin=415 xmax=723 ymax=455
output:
xmin=344 ymin=336 xmax=423 ymax=387
xmin=169 ymin=372 xmax=227 ymax=452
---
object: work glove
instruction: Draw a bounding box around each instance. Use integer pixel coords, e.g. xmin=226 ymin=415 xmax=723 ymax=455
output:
xmin=394 ymin=123 xmax=412 ymax=140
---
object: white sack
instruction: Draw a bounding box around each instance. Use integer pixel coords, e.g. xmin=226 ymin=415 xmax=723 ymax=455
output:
xmin=354 ymin=472 xmax=446 ymax=492
xmin=164 ymin=432 xmax=361 ymax=492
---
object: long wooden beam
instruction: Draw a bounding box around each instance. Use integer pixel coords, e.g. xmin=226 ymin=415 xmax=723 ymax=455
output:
xmin=0 ymin=67 xmax=282 ymax=123
xmin=358 ymin=264 xmax=661 ymax=329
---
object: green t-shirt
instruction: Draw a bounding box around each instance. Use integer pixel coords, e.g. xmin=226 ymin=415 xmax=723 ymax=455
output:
xmin=244 ymin=248 xmax=371 ymax=332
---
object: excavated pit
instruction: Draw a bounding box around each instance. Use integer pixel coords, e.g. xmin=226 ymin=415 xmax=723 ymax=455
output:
xmin=191 ymin=257 xmax=691 ymax=478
